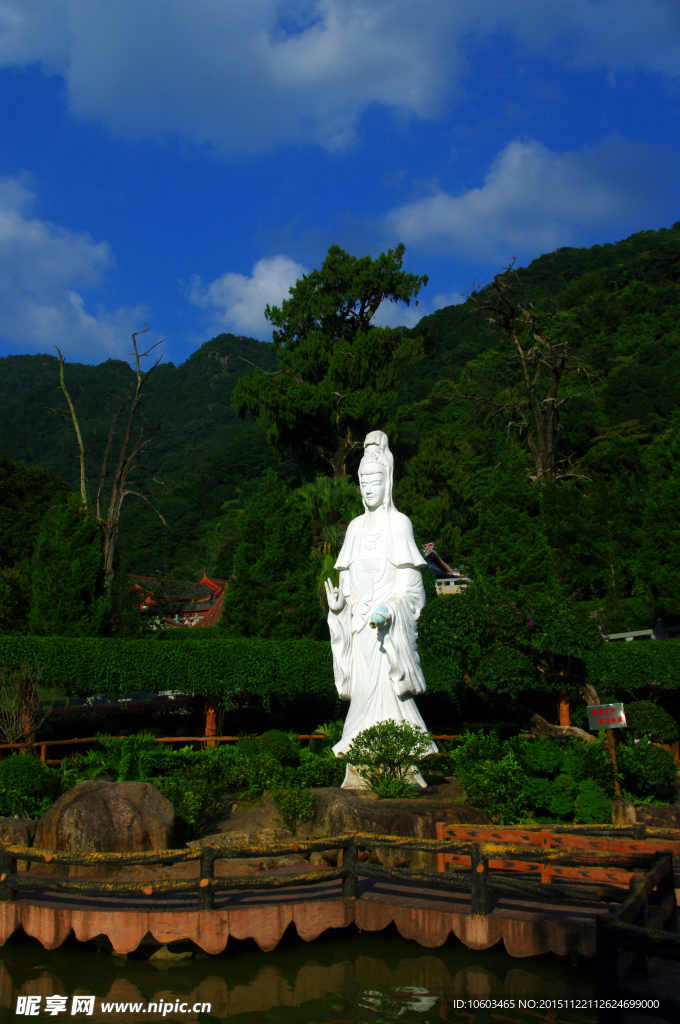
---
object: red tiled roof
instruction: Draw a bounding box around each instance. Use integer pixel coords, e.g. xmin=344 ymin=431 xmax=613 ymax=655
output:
xmin=196 ymin=588 xmax=225 ymax=627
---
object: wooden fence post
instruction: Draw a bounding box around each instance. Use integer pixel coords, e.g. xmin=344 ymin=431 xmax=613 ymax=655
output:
xmin=198 ymin=849 xmax=215 ymax=911
xmin=342 ymin=838 xmax=358 ymax=898
xmin=470 ymin=843 xmax=490 ymax=916
xmin=0 ymin=848 xmax=16 ymax=903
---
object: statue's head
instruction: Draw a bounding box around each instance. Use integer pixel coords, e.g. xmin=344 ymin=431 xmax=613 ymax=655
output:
xmin=359 ymin=430 xmax=394 ymax=512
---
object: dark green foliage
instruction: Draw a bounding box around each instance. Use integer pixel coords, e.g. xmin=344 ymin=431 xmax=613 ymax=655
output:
xmin=0 ymin=336 xmax=277 ymax=578
xmin=0 ymin=567 xmax=31 ymax=635
xmin=0 ymin=754 xmax=59 ymax=819
xmin=218 ymin=472 xmax=324 ymax=640
xmin=29 ymin=496 xmax=110 ymax=638
xmin=236 ymin=737 xmax=261 ymax=759
xmin=153 ymin=746 xmax=239 ymax=841
xmin=271 ymin=788 xmax=316 ymax=834
xmin=586 ymin=642 xmax=680 ymax=696
xmin=232 ymin=244 xmax=428 ymax=477
xmin=258 ymin=729 xmax=299 ymax=765
xmin=623 ymin=701 xmax=678 ymax=745
xmin=515 ymin=736 xmax=615 ymax=823
xmin=448 ymin=732 xmax=528 ymax=824
xmin=294 ymin=747 xmax=345 ymax=788
xmin=0 ymin=451 xmax=69 ymax=571
xmin=616 ymin=742 xmax=678 ymax=800
xmin=76 ymin=731 xmax=157 ymax=782
xmin=0 ymin=634 xmax=334 ymax=703
xmin=296 ymin=474 xmax=363 ymax=597
xmin=574 ymin=780 xmax=613 ymax=824
xmin=448 ymin=732 xmax=615 ymax=824
xmin=345 ymin=720 xmax=434 ymax=792
xmin=372 ymin=777 xmax=415 ymax=799
xmin=418 ymin=585 xmax=603 ymax=706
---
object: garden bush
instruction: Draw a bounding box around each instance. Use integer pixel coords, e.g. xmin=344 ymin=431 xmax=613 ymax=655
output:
xmin=623 ymin=701 xmax=678 ymax=745
xmin=259 ymin=729 xmax=299 ymax=765
xmin=574 ymin=780 xmax=612 ymax=824
xmin=271 ymin=788 xmax=316 ymax=834
xmin=616 ymin=742 xmax=678 ymax=800
xmin=0 ymin=753 xmax=60 ymax=819
xmin=449 ymin=735 xmax=528 ymax=824
xmin=345 ymin=720 xmax=434 ymax=793
xmin=448 ymin=732 xmax=616 ymax=824
xmin=293 ymin=747 xmax=345 ymax=788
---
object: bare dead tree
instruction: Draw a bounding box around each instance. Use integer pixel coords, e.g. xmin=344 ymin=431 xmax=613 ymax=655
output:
xmin=0 ymin=664 xmax=52 ymax=746
xmin=436 ymin=262 xmax=594 ymax=484
xmin=55 ymin=328 xmax=168 ymax=586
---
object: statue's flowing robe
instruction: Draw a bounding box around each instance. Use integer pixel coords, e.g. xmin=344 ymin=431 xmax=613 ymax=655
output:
xmin=328 ymin=508 xmax=438 ymax=759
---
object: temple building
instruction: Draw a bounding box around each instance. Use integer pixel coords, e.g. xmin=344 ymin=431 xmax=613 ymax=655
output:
xmin=128 ymin=573 xmax=226 ymax=628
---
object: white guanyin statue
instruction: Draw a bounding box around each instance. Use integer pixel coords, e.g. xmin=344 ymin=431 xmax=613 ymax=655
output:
xmin=324 ymin=429 xmax=438 ymax=787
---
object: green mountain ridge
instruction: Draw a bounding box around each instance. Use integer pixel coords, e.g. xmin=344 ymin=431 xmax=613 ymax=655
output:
xmin=3 ymin=222 xmax=680 ymax=591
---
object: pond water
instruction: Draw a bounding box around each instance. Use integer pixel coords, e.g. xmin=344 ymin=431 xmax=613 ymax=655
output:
xmin=0 ymin=926 xmax=597 ymax=1024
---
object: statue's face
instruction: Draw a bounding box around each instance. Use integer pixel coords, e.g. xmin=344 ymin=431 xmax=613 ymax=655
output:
xmin=360 ymin=468 xmax=386 ymax=510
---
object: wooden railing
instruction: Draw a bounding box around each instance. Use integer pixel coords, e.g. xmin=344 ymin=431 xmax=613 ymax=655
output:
xmin=0 ymin=829 xmax=673 ymax=916
xmin=436 ymin=823 xmax=680 ymax=889
xmin=595 ymin=853 xmax=680 ymax=1022
xmin=0 ymin=734 xmax=463 ymax=764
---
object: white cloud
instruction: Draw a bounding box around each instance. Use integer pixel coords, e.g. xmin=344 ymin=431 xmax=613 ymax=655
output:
xmin=374 ymin=290 xmax=465 ymax=330
xmin=188 ymin=255 xmax=308 ymax=340
xmin=385 ymin=137 xmax=678 ymax=262
xmin=0 ymin=2 xmax=677 ymax=155
xmin=0 ymin=172 xmax=146 ymax=358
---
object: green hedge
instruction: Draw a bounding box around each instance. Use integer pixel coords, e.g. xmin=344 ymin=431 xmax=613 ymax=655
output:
xmin=586 ymin=641 xmax=680 ymax=695
xmin=0 ymin=635 xmax=334 ymax=704
xmin=3 ymin=632 xmax=680 ymax=706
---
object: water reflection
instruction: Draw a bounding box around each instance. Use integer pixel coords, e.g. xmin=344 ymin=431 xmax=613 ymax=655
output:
xmin=0 ymin=933 xmax=596 ymax=1023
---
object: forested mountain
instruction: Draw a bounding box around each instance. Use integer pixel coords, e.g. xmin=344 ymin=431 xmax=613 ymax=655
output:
xmin=2 ymin=222 xmax=680 ymax=631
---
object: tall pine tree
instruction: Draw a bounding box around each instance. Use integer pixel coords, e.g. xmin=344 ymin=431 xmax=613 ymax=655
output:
xmin=218 ymin=472 xmax=323 ymax=639
xmin=29 ymin=496 xmax=111 ymax=637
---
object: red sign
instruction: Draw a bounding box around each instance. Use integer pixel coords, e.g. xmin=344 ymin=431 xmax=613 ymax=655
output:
xmin=587 ymin=703 xmax=626 ymax=730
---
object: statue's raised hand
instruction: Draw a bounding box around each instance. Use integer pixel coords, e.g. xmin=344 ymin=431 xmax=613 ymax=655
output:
xmin=325 ymin=578 xmax=345 ymax=613
xmin=370 ymin=604 xmax=392 ymax=630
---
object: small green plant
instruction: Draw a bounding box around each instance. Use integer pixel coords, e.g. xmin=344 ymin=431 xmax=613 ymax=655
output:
xmin=78 ymin=730 xmax=157 ymax=782
xmin=345 ymin=720 xmax=433 ymax=793
xmin=313 ymin=720 xmax=345 ymax=746
xmin=271 ymin=787 xmax=316 ymax=834
xmin=0 ymin=753 xmax=59 ymax=819
xmin=372 ymin=777 xmax=413 ymax=799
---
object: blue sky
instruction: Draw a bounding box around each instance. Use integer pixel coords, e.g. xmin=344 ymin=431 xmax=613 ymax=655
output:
xmin=0 ymin=1 xmax=678 ymax=365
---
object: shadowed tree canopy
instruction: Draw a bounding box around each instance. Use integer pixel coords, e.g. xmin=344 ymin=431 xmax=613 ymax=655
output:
xmin=232 ymin=244 xmax=428 ymax=477
xmin=217 ymin=471 xmax=324 ymax=639
xmin=29 ymin=495 xmax=111 ymax=638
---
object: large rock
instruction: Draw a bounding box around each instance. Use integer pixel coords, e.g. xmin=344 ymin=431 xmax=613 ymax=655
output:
xmin=633 ymin=803 xmax=680 ymax=829
xmin=33 ymin=780 xmax=174 ymax=878
xmin=205 ymin=787 xmax=490 ymax=870
xmin=0 ymin=817 xmax=36 ymax=848
xmin=0 ymin=818 xmax=36 ymax=872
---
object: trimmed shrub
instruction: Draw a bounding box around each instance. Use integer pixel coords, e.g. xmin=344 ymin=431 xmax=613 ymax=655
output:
xmin=617 ymin=742 xmax=678 ymax=800
xmin=623 ymin=701 xmax=678 ymax=745
xmin=0 ymin=753 xmax=59 ymax=819
xmin=271 ymin=788 xmax=316 ymax=835
xmin=574 ymin=780 xmax=612 ymax=824
xmin=259 ymin=729 xmax=299 ymax=765
xmin=345 ymin=720 xmax=434 ymax=793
